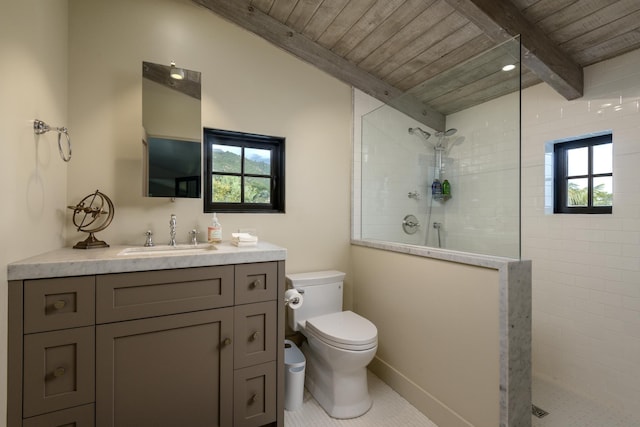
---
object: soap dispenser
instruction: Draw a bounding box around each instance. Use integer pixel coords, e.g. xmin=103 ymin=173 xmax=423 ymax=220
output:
xmin=208 ymin=213 xmax=222 ymax=243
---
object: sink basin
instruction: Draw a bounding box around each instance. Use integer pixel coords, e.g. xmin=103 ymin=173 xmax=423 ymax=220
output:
xmin=118 ymin=244 xmax=217 ymax=256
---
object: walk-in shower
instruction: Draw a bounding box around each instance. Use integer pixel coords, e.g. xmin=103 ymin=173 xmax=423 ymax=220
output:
xmin=355 ymin=37 xmax=521 ymax=258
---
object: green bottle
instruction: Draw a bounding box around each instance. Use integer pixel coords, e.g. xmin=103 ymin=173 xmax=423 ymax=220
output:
xmin=442 ymin=179 xmax=451 ymax=196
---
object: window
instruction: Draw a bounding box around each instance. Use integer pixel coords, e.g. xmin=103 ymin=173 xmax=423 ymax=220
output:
xmin=203 ymin=128 xmax=285 ymax=213
xmin=554 ymin=134 xmax=612 ymax=214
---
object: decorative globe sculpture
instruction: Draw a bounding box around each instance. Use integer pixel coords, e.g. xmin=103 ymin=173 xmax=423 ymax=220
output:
xmin=67 ymin=190 xmax=115 ymax=249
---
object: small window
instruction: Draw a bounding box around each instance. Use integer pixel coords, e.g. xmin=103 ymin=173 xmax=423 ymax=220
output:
xmin=203 ymin=128 xmax=285 ymax=213
xmin=554 ymin=134 xmax=612 ymax=214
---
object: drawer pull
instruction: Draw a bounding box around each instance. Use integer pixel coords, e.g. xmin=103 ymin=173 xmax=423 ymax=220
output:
xmin=250 ymin=331 xmax=260 ymax=341
xmin=249 ymin=279 xmax=261 ymax=289
xmin=223 ymin=337 xmax=232 ymax=346
xmin=53 ymin=300 xmax=67 ymax=310
xmin=250 ymin=393 xmax=258 ymax=404
xmin=53 ymin=367 xmax=66 ymax=378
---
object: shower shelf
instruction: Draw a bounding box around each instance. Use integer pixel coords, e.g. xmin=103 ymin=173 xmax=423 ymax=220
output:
xmin=433 ymin=194 xmax=451 ymax=202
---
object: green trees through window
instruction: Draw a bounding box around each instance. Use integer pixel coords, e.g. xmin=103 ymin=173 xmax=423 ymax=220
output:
xmin=203 ymin=128 xmax=285 ymax=213
xmin=554 ymin=133 xmax=612 ymax=214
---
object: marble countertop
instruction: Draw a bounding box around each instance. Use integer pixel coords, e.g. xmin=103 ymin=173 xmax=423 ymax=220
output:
xmin=7 ymin=241 xmax=287 ymax=280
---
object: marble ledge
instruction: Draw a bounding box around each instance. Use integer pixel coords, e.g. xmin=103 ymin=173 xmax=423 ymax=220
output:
xmin=7 ymin=241 xmax=287 ymax=281
xmin=351 ymin=239 xmax=526 ymax=270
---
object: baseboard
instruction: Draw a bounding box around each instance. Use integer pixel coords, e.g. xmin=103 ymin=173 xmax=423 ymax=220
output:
xmin=369 ymin=357 xmax=473 ymax=427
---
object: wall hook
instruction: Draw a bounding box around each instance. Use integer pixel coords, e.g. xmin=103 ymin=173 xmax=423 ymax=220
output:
xmin=33 ymin=119 xmax=72 ymax=162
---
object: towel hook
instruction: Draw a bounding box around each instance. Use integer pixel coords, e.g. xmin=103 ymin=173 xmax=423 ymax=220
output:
xmin=33 ymin=119 xmax=72 ymax=162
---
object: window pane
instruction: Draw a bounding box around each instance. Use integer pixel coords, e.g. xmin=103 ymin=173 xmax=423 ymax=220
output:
xmin=593 ymin=143 xmax=612 ymax=174
xmin=593 ymin=176 xmax=613 ymax=206
xmin=244 ymin=148 xmax=271 ymax=175
xmin=567 ymin=178 xmax=588 ymax=206
xmin=567 ymin=147 xmax=588 ymax=176
xmin=212 ymin=145 xmax=241 ymax=173
xmin=213 ymin=175 xmax=241 ymax=202
xmin=245 ymin=177 xmax=271 ymax=203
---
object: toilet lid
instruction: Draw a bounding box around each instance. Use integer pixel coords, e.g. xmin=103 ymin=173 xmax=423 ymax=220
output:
xmin=305 ymin=311 xmax=377 ymax=350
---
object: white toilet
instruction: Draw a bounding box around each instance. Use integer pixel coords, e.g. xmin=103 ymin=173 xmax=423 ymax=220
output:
xmin=286 ymin=270 xmax=378 ymax=419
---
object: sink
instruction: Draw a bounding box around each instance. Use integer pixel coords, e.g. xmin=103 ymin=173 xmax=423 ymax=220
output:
xmin=118 ymin=244 xmax=217 ymax=256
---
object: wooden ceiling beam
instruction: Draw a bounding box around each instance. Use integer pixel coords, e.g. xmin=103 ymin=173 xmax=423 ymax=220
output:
xmin=444 ymin=0 xmax=584 ymax=100
xmin=192 ymin=0 xmax=445 ymax=130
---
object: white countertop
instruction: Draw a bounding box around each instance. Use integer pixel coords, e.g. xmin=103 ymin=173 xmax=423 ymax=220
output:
xmin=7 ymin=241 xmax=287 ymax=280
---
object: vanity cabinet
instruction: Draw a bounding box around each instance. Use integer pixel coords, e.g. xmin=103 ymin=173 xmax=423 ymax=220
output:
xmin=8 ymin=258 xmax=285 ymax=427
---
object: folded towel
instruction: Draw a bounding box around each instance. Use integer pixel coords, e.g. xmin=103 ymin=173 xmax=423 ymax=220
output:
xmin=231 ymin=232 xmax=258 ymax=242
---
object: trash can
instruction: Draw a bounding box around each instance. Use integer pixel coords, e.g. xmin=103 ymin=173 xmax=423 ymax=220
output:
xmin=284 ymin=339 xmax=306 ymax=411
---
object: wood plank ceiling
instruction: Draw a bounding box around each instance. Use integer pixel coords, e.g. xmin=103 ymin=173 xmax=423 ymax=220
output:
xmin=193 ymin=0 xmax=640 ymax=130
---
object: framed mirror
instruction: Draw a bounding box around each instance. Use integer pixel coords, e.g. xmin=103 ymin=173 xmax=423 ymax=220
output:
xmin=142 ymin=61 xmax=202 ymax=198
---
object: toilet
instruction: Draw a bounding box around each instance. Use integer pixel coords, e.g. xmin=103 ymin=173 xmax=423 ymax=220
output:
xmin=286 ymin=270 xmax=378 ymax=419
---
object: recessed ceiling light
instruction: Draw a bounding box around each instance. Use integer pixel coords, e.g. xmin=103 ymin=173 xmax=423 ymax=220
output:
xmin=502 ymin=64 xmax=516 ymax=72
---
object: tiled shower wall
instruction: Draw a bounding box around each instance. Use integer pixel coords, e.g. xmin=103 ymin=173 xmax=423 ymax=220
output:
xmin=353 ymin=89 xmax=520 ymax=258
xmin=522 ymin=49 xmax=640 ymax=412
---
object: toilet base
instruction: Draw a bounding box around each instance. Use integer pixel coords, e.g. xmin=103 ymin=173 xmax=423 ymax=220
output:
xmin=302 ymin=342 xmax=373 ymax=419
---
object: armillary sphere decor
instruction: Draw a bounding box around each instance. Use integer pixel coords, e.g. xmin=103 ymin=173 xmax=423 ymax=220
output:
xmin=67 ymin=190 xmax=115 ymax=249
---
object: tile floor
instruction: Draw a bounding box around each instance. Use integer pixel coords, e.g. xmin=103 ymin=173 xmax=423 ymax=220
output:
xmin=285 ymin=371 xmax=640 ymax=427
xmin=531 ymin=377 xmax=640 ymax=427
xmin=284 ymin=371 xmax=438 ymax=427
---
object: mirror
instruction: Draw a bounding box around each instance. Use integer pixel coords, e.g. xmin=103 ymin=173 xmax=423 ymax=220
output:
xmin=142 ymin=61 xmax=202 ymax=198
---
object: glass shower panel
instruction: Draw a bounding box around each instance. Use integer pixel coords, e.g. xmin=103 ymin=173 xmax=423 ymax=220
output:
xmin=359 ymin=36 xmax=522 ymax=258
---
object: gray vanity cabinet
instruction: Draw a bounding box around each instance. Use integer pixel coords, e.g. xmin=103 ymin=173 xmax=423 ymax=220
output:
xmin=8 ymin=260 xmax=285 ymax=427
xmin=95 ymin=308 xmax=234 ymax=427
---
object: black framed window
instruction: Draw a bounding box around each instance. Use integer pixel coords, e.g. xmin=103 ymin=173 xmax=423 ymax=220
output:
xmin=203 ymin=128 xmax=285 ymax=213
xmin=554 ymin=134 xmax=612 ymax=214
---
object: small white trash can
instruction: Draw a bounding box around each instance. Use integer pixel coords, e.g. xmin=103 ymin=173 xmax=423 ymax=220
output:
xmin=284 ymin=339 xmax=306 ymax=411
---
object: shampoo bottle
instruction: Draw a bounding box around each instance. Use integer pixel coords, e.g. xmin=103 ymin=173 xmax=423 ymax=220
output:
xmin=208 ymin=213 xmax=222 ymax=243
xmin=442 ymin=179 xmax=451 ymax=196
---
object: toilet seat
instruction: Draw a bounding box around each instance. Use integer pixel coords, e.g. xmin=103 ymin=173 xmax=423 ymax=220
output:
xmin=305 ymin=311 xmax=377 ymax=351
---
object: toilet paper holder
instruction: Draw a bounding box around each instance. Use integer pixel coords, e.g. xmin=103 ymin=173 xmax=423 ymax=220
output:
xmin=284 ymin=288 xmax=304 ymax=307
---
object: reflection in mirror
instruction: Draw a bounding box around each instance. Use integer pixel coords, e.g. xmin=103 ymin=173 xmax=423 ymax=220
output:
xmin=142 ymin=61 xmax=201 ymax=198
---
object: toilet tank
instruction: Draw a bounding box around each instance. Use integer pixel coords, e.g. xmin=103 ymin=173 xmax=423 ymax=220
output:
xmin=286 ymin=270 xmax=346 ymax=331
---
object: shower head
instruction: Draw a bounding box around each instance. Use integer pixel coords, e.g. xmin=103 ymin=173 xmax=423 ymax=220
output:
xmin=434 ymin=128 xmax=457 ymax=138
xmin=408 ymin=127 xmax=431 ymax=140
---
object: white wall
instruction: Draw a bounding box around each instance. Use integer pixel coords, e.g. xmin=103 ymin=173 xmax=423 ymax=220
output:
xmin=67 ymin=0 xmax=353 ymax=276
xmin=0 ymin=1 xmax=69 ymax=424
xmin=351 ymin=245 xmax=501 ymax=427
xmin=522 ymin=50 xmax=640 ymax=411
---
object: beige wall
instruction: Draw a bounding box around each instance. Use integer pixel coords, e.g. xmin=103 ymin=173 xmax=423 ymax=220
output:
xmin=351 ymin=245 xmax=501 ymax=427
xmin=0 ymin=1 xmax=69 ymax=424
xmin=67 ymin=0 xmax=353 ymax=276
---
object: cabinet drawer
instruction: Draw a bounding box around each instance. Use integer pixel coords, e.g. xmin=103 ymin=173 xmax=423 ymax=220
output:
xmin=96 ymin=265 xmax=233 ymax=323
xmin=233 ymin=362 xmax=277 ymax=427
xmin=23 ymin=403 xmax=95 ymax=427
xmin=24 ymin=276 xmax=95 ymax=333
xmin=235 ymin=262 xmax=278 ymax=305
xmin=234 ymin=301 xmax=277 ymax=369
xmin=23 ymin=327 xmax=95 ymax=418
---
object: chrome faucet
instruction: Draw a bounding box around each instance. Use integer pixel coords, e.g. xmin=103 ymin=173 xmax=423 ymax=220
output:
xmin=189 ymin=229 xmax=199 ymax=246
xmin=169 ymin=214 xmax=177 ymax=247
xmin=144 ymin=230 xmax=154 ymax=247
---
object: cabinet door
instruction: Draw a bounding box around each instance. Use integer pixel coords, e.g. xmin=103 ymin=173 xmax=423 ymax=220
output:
xmin=234 ymin=362 xmax=277 ymax=427
xmin=96 ymin=308 xmax=233 ymax=427
xmin=22 ymin=404 xmax=94 ymax=427
xmin=23 ymin=327 xmax=95 ymax=418
xmin=234 ymin=301 xmax=277 ymax=369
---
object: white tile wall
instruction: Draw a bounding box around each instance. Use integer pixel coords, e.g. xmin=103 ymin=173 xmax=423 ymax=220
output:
xmin=523 ymin=49 xmax=640 ymax=413
xmin=353 ymin=89 xmax=520 ymax=258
